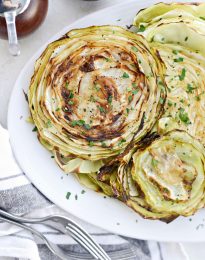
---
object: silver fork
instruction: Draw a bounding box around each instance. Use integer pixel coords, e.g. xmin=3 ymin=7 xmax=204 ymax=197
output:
xmin=0 ymin=208 xmax=110 ymax=260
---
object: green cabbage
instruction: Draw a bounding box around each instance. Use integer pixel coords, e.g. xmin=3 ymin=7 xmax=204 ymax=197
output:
xmin=29 ymin=25 xmax=165 ymax=174
xmin=119 ymin=131 xmax=205 ymax=219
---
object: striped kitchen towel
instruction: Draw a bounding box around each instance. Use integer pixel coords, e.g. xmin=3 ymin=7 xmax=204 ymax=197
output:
xmin=0 ymin=124 xmax=188 ymax=260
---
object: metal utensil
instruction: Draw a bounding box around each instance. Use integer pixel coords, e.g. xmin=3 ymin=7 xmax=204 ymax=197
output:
xmin=0 ymin=208 xmax=110 ymax=260
xmin=0 ymin=0 xmax=30 ymax=55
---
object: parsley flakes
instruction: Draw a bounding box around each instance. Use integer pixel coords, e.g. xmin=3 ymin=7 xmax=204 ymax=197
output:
xmin=186 ymin=84 xmax=195 ymax=94
xmin=122 ymin=72 xmax=129 ymax=78
xmin=98 ymin=106 xmax=106 ymax=113
xmin=71 ymin=120 xmax=91 ymax=130
xmin=68 ymin=101 xmax=74 ymax=105
xmin=108 ymin=95 xmax=113 ymax=104
xmin=159 ymin=97 xmax=164 ymax=104
xmin=71 ymin=120 xmax=85 ymax=127
xmin=151 ymin=158 xmax=159 ymax=167
xmin=174 ymin=57 xmax=184 ymax=62
xmin=88 ymin=141 xmax=94 ymax=147
xmin=131 ymin=46 xmax=138 ymax=52
xmin=66 ymin=192 xmax=71 ymax=200
xmin=128 ymin=95 xmax=133 ymax=102
xmin=105 ymin=57 xmax=111 ymax=62
xmin=137 ymin=24 xmax=146 ymax=32
xmin=118 ymin=138 xmax=126 ymax=146
xmin=179 ymin=108 xmax=190 ymax=125
xmin=179 ymin=68 xmax=186 ymax=81
xmin=46 ymin=120 xmax=52 ymax=128
xmin=32 ymin=126 xmax=38 ymax=132
xmin=172 ymin=50 xmax=179 ymax=55
xmin=68 ymin=91 xmax=74 ymax=99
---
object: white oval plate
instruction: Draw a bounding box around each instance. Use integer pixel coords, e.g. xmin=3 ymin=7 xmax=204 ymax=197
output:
xmin=8 ymin=0 xmax=205 ymax=242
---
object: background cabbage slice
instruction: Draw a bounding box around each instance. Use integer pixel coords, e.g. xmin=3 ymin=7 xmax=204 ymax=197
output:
xmin=134 ymin=2 xmax=205 ymax=146
xmin=134 ymin=2 xmax=205 ymax=56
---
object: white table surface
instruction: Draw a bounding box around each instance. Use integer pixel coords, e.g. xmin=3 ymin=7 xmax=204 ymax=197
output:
xmin=0 ymin=0 xmax=124 ymax=128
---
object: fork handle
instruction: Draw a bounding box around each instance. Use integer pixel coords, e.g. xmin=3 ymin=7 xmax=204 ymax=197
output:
xmin=0 ymin=216 xmax=67 ymax=260
xmin=0 ymin=216 xmax=45 ymax=239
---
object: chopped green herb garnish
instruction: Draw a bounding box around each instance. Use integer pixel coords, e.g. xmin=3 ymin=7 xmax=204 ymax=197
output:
xmin=81 ymin=190 xmax=86 ymax=194
xmin=179 ymin=108 xmax=190 ymax=125
xmin=105 ymin=57 xmax=111 ymax=62
xmin=131 ymin=46 xmax=138 ymax=52
xmin=66 ymin=192 xmax=71 ymax=200
xmin=65 ymin=82 xmax=69 ymax=88
xmin=122 ymin=72 xmax=129 ymax=78
xmin=159 ymin=97 xmax=164 ymax=104
xmin=138 ymin=59 xmax=142 ymax=64
xmin=185 ymin=36 xmax=188 ymax=41
xmin=132 ymin=89 xmax=139 ymax=95
xmin=186 ymin=84 xmax=195 ymax=94
xmin=118 ymin=138 xmax=126 ymax=146
xmin=88 ymin=141 xmax=94 ymax=147
xmin=174 ymin=57 xmax=184 ymax=62
xmin=90 ymin=95 xmax=97 ymax=102
xmin=98 ymin=106 xmax=106 ymax=113
xmin=51 ymin=155 xmax=54 ymax=158
xmin=84 ymin=124 xmax=91 ymax=130
xmin=101 ymin=141 xmax=107 ymax=148
xmin=68 ymin=91 xmax=74 ymax=99
xmin=158 ymin=81 xmax=164 ymax=87
xmin=195 ymin=95 xmax=201 ymax=101
xmin=172 ymin=50 xmax=179 ymax=55
xmin=75 ymin=194 xmax=78 ymax=200
xmin=132 ymin=83 xmax=137 ymax=88
xmin=108 ymin=95 xmax=113 ymax=104
xmin=168 ymin=100 xmax=173 ymax=107
xmin=126 ymin=108 xmax=130 ymax=114
xmin=137 ymin=24 xmax=146 ymax=32
xmin=200 ymin=17 xmax=205 ymax=20
xmin=94 ymin=83 xmax=100 ymax=92
xmin=55 ymin=107 xmax=61 ymax=111
xmin=151 ymin=158 xmax=159 ymax=167
xmin=128 ymin=95 xmax=133 ymax=102
xmin=71 ymin=120 xmax=85 ymax=127
xmin=179 ymin=68 xmax=186 ymax=81
xmin=68 ymin=101 xmax=74 ymax=105
xmin=46 ymin=120 xmax=52 ymax=128
xmin=32 ymin=126 xmax=38 ymax=132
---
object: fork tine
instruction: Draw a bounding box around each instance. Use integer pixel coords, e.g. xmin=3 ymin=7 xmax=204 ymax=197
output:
xmin=66 ymin=222 xmax=111 ymax=260
xmin=66 ymin=225 xmax=102 ymax=259
xmin=66 ymin=224 xmax=110 ymax=260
